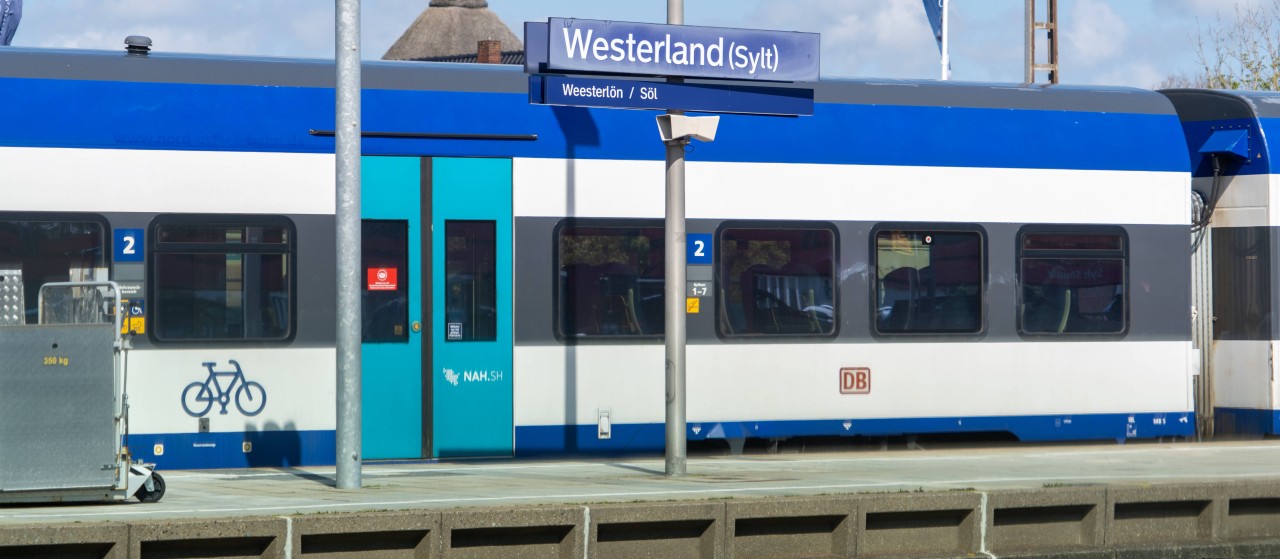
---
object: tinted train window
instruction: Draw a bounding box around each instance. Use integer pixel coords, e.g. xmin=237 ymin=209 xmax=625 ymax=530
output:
xmin=362 ymin=220 xmax=408 ymax=343
xmin=1019 ymin=229 xmax=1126 ymax=335
xmin=0 ymin=216 xmax=106 ymax=324
xmin=875 ymin=229 xmax=983 ymax=334
xmin=718 ymin=224 xmax=837 ymax=337
xmin=444 ymin=220 xmax=496 ymax=342
xmin=557 ymin=221 xmax=664 ymax=338
xmin=150 ymin=216 xmax=294 ymax=342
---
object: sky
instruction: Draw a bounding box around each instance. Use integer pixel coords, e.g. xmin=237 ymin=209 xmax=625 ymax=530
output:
xmin=3 ymin=0 xmax=1267 ymax=88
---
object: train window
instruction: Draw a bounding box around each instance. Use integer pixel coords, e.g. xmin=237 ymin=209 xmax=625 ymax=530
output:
xmin=150 ymin=216 xmax=294 ymax=342
xmin=362 ymin=220 xmax=408 ymax=343
xmin=1018 ymin=229 xmax=1126 ymax=335
xmin=718 ymin=224 xmax=837 ymax=337
xmin=0 ymin=215 xmax=107 ymax=324
xmin=874 ymin=229 xmax=983 ymax=334
xmin=556 ymin=220 xmax=664 ymax=338
xmin=444 ymin=220 xmax=496 ymax=342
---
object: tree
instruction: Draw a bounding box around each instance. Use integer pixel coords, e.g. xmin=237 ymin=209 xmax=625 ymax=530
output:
xmin=1162 ymin=0 xmax=1280 ymax=90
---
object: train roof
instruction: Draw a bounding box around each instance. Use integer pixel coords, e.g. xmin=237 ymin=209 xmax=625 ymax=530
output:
xmin=0 ymin=46 xmax=1177 ymax=116
xmin=0 ymin=46 xmax=1190 ymax=173
xmin=1161 ymin=88 xmax=1280 ymax=121
xmin=1161 ymin=89 xmax=1280 ymax=177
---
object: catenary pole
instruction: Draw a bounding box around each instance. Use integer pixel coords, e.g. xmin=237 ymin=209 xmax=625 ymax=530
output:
xmin=664 ymin=0 xmax=687 ymax=478
xmin=1024 ymin=0 xmax=1034 ymax=83
xmin=335 ymin=0 xmax=362 ymax=490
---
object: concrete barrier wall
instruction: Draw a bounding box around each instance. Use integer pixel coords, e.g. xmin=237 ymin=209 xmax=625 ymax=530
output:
xmin=4 ymin=481 xmax=1280 ymax=558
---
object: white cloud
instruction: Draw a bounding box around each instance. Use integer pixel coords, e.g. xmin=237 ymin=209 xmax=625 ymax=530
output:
xmin=1064 ymin=0 xmax=1128 ymax=67
xmin=749 ymin=0 xmax=939 ymax=79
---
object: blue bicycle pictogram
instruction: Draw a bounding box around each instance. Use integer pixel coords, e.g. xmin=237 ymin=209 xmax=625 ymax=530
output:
xmin=181 ymin=360 xmax=267 ymax=417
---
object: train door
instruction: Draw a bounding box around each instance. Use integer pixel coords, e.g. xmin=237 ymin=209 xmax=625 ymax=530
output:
xmin=430 ymin=157 xmax=514 ymax=458
xmin=360 ymin=156 xmax=426 ymax=459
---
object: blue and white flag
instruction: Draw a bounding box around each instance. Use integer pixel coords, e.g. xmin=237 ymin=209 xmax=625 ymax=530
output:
xmin=0 ymin=0 xmax=21 ymax=46
xmin=922 ymin=0 xmax=944 ymax=53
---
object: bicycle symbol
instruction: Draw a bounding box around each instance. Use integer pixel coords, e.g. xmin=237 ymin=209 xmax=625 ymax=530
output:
xmin=181 ymin=360 xmax=267 ymax=417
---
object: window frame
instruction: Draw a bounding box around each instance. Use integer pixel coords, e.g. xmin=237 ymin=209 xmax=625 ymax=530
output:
xmin=0 ymin=211 xmax=111 ymax=325
xmin=714 ymin=220 xmax=840 ymax=340
xmin=147 ymin=214 xmax=297 ymax=345
xmin=1015 ymin=225 xmax=1129 ymax=338
xmin=443 ymin=219 xmax=498 ymax=343
xmin=869 ymin=222 xmax=988 ymax=338
xmin=552 ymin=218 xmax=666 ymax=342
xmin=361 ymin=218 xmax=410 ymax=344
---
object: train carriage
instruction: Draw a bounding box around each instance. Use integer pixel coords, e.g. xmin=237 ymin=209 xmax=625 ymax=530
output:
xmin=0 ymin=46 xmax=1195 ymax=469
xmin=1165 ymin=89 xmax=1280 ymax=437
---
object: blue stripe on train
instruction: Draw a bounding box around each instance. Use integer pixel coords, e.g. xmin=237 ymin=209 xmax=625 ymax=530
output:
xmin=128 ymin=430 xmax=335 ymax=470
xmin=1179 ymin=118 xmax=1276 ymax=177
xmin=515 ymin=412 xmax=1196 ymax=456
xmin=1215 ymin=407 xmax=1280 ymax=436
xmin=0 ymin=77 xmax=1189 ymax=173
xmin=127 ymin=411 xmax=1196 ymax=469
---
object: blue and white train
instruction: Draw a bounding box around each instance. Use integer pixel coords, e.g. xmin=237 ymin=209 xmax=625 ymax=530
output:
xmin=0 ymin=44 xmax=1270 ymax=470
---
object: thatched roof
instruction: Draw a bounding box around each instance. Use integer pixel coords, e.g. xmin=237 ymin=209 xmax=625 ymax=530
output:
xmin=383 ymin=0 xmax=521 ymax=61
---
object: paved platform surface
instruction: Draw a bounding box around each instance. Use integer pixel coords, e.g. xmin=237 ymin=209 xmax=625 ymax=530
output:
xmin=2 ymin=439 xmax=1277 ymax=524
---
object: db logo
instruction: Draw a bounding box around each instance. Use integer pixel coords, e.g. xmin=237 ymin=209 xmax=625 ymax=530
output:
xmin=840 ymin=367 xmax=871 ymax=395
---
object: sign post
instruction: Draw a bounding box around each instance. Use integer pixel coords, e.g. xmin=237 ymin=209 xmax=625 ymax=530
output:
xmin=664 ymin=0 xmax=687 ymax=479
xmin=524 ymin=6 xmax=818 ymax=478
xmin=335 ymin=0 xmax=362 ymax=490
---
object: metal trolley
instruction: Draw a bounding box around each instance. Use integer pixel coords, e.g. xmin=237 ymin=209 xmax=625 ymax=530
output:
xmin=0 ymin=276 xmax=163 ymax=503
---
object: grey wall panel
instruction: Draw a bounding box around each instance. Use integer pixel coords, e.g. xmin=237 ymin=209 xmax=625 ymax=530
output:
xmin=1128 ymin=226 xmax=1193 ymax=340
xmin=293 ymin=214 xmax=338 ymax=347
xmin=513 ymin=217 xmax=559 ymax=345
xmin=983 ymin=223 xmax=1022 ymax=339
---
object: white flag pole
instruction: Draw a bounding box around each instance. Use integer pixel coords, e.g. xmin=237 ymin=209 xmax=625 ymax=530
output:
xmin=941 ymin=0 xmax=951 ymax=80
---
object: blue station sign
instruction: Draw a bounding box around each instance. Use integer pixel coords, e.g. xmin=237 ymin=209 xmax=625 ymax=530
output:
xmin=530 ymin=75 xmax=813 ymax=116
xmin=534 ymin=18 xmax=820 ymax=82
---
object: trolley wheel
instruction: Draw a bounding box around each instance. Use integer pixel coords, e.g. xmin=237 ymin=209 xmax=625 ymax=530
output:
xmin=136 ymin=472 xmax=166 ymax=503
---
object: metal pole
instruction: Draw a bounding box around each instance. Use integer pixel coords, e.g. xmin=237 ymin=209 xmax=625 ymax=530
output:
xmin=1024 ymin=0 xmax=1034 ymax=83
xmin=940 ymin=0 xmax=950 ymax=80
xmin=335 ymin=0 xmax=362 ymax=490
xmin=664 ymin=0 xmax=687 ymax=478
xmin=1048 ymin=0 xmax=1059 ymax=84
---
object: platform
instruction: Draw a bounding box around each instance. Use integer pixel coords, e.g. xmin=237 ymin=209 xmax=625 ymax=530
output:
xmin=4 ymin=440 xmax=1280 ymax=558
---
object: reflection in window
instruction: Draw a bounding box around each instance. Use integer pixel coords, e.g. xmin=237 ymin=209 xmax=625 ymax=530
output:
xmin=152 ymin=219 xmax=293 ymax=341
xmin=875 ymin=230 xmax=982 ymax=334
xmin=445 ymin=221 xmax=496 ymax=342
xmin=362 ymin=220 xmax=408 ymax=343
xmin=557 ymin=222 xmax=664 ymax=337
xmin=1020 ymin=231 xmax=1125 ymax=334
xmin=719 ymin=226 xmax=836 ymax=336
xmin=0 ymin=218 xmax=105 ymax=324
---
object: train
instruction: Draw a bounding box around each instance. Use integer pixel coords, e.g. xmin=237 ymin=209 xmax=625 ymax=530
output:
xmin=0 ymin=43 xmax=1272 ymax=470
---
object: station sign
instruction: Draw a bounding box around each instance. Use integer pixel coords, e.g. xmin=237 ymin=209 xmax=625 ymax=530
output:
xmin=530 ymin=75 xmax=812 ymax=116
xmin=527 ymin=19 xmax=820 ymax=83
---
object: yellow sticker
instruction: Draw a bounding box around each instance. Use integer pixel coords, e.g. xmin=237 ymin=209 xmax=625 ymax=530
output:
xmin=686 ymin=298 xmax=700 ymax=314
xmin=122 ymin=316 xmax=146 ymax=335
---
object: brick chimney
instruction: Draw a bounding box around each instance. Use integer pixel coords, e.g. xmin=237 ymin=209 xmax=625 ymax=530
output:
xmin=477 ymin=40 xmax=502 ymax=64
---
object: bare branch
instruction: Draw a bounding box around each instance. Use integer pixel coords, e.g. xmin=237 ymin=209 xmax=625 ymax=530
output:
xmin=1164 ymin=0 xmax=1280 ymax=90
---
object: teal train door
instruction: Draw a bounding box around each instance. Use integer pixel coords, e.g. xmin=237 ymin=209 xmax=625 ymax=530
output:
xmin=360 ymin=156 xmax=426 ymax=459
xmin=431 ymin=157 xmax=514 ymax=458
